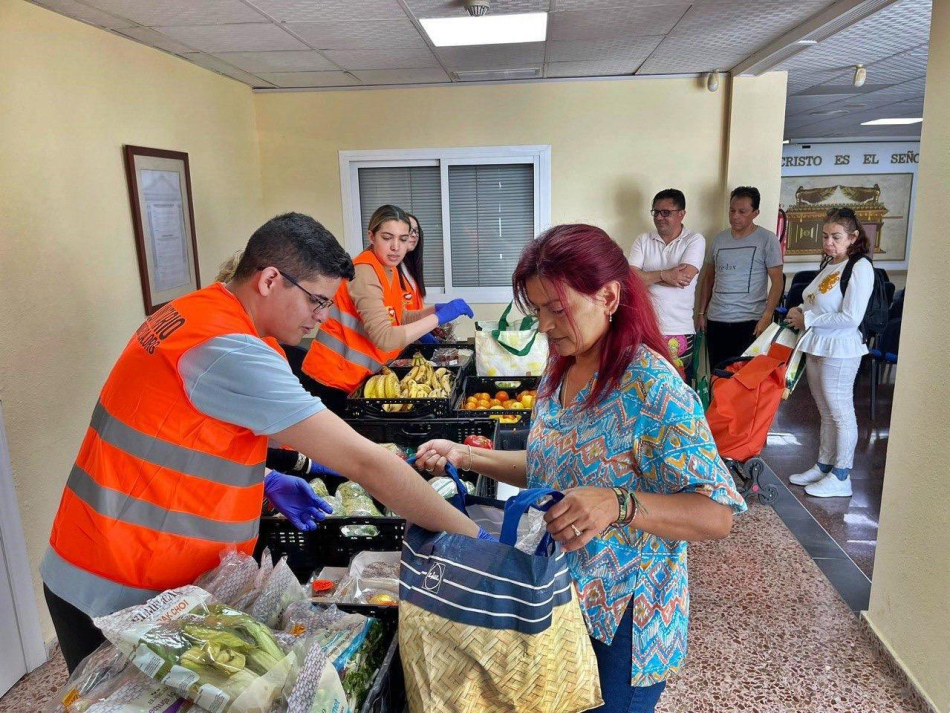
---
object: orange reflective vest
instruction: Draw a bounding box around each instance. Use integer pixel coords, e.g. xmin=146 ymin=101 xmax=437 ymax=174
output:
xmin=399 ymin=264 xmax=425 ymax=312
xmin=302 ymin=251 xmax=405 ymax=393
xmin=46 ymin=283 xmax=275 ymax=598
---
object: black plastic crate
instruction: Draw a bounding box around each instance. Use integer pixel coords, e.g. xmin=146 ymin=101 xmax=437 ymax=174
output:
xmin=345 ymin=364 xmax=463 ymax=420
xmin=455 ymin=375 xmax=539 ymax=425
xmin=360 ymin=634 xmax=404 ymax=713
xmin=257 ymin=418 xmax=500 ymax=579
xmin=346 ymin=417 xmax=499 ymax=499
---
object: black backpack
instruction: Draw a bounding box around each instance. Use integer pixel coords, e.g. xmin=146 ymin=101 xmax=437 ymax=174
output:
xmin=839 ymin=255 xmax=889 ymax=339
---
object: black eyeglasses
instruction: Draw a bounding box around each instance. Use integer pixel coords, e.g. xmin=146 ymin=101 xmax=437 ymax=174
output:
xmin=650 ymin=209 xmax=682 ymax=218
xmin=260 ymin=268 xmax=334 ymax=311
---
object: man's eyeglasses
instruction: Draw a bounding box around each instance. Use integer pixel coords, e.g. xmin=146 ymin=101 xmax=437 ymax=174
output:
xmin=650 ymin=209 xmax=683 ymax=218
xmin=260 ymin=268 xmax=334 ymax=311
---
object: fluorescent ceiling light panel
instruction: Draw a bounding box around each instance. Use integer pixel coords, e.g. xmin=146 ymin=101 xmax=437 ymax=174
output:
xmin=796 ymin=39 xmax=819 ymax=44
xmin=861 ymin=117 xmax=923 ymax=125
xmin=420 ymin=12 xmax=547 ymax=47
xmin=783 ymin=139 xmax=790 ymax=144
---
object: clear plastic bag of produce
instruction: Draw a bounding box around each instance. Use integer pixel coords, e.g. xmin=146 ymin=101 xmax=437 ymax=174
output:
xmin=195 ymin=550 xmax=261 ymax=609
xmin=44 ymin=642 xmax=194 ymax=713
xmin=428 ymin=477 xmax=475 ymax=501
xmin=308 ymin=478 xmax=330 ymax=499
xmin=336 ymin=483 xmax=383 ymax=518
xmin=249 ymin=558 xmax=307 ymax=629
xmin=93 ymin=586 xmax=298 ymax=713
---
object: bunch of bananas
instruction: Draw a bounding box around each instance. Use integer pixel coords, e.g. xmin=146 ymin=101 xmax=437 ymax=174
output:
xmin=362 ymin=354 xmax=455 ymax=412
xmin=362 ymin=367 xmax=400 ymax=399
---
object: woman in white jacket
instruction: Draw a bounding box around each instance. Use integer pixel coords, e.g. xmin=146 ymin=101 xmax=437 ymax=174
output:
xmin=786 ymin=207 xmax=874 ymax=498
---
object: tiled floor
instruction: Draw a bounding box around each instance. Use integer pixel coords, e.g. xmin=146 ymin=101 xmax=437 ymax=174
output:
xmin=2 ymin=501 xmax=925 ymax=713
xmin=764 ymin=361 xmax=893 ymax=578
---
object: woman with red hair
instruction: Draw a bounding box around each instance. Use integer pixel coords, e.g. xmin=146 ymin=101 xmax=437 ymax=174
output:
xmin=416 ymin=224 xmax=746 ymax=712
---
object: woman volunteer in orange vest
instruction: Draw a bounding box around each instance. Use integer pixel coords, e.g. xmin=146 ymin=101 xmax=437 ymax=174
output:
xmin=301 ymin=204 xmax=473 ymax=411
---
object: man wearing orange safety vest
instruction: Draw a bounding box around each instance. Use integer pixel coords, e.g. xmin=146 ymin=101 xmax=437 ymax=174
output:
xmin=41 ymin=213 xmax=485 ymax=673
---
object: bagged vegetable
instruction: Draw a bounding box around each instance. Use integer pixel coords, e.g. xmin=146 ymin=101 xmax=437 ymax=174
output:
xmin=94 ymin=587 xmax=297 ymax=713
xmin=44 ymin=642 xmax=194 ymax=713
xmin=305 ymin=609 xmax=386 ymax=711
xmin=308 ymin=478 xmax=331 ymax=499
xmin=195 ymin=550 xmax=260 ymax=609
xmin=249 ymin=558 xmax=307 ymax=629
xmin=336 ymin=483 xmax=383 ymax=518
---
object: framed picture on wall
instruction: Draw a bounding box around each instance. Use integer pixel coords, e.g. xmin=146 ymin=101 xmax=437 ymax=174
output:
xmin=123 ymin=145 xmax=200 ymax=314
xmin=779 ymin=172 xmax=914 ymax=264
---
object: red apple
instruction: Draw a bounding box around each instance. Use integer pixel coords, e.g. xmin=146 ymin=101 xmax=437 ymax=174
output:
xmin=463 ymin=435 xmax=494 ymax=450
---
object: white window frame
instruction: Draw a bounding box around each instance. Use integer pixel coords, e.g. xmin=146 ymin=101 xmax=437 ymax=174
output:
xmin=339 ymin=145 xmax=552 ymax=303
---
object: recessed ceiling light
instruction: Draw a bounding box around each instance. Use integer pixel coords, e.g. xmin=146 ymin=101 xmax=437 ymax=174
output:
xmin=420 ymin=12 xmax=547 ymax=47
xmin=861 ymin=117 xmax=923 ymax=125
xmin=783 ymin=139 xmax=790 ymax=144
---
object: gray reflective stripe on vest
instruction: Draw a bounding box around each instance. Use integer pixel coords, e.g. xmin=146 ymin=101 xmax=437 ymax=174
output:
xmin=67 ymin=464 xmax=260 ymax=543
xmin=315 ymin=329 xmax=383 ymax=372
xmin=90 ymin=401 xmax=261 ymax=488
xmin=327 ymin=305 xmax=368 ymax=335
xmin=40 ymin=547 xmax=161 ymax=619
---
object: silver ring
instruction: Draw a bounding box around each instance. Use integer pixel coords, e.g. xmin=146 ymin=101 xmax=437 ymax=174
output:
xmin=571 ymin=524 xmax=582 ymax=538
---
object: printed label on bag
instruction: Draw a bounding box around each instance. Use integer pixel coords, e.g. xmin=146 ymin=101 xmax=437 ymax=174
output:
xmin=423 ymin=562 xmax=445 ymax=593
xmin=162 ymin=665 xmax=200 ymax=696
xmin=133 ymin=643 xmax=165 ymax=678
xmin=196 ymin=684 xmax=230 ymax=713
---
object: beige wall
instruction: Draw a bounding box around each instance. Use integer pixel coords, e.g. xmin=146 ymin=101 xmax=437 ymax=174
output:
xmin=0 ymin=0 xmax=265 ymax=640
xmin=725 ymin=73 xmax=788 ymax=231
xmin=254 ymin=77 xmax=757 ymax=332
xmin=864 ymin=0 xmax=950 ymax=709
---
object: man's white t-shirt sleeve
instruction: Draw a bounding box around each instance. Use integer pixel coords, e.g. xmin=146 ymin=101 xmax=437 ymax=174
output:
xmin=628 ymin=234 xmax=647 ymax=268
xmin=178 ymin=334 xmax=325 ymax=436
xmin=682 ymin=233 xmax=706 ymax=271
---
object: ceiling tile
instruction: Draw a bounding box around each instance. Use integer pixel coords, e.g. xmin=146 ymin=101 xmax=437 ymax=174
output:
xmin=546 ymin=36 xmax=663 ymax=64
xmin=246 ymin=0 xmax=407 ymax=22
xmin=181 ymin=52 xmax=276 ymax=87
xmin=668 ymin=0 xmax=835 ymax=40
xmin=285 ymin=19 xmax=427 ymax=49
xmin=255 ymin=70 xmax=360 ymax=87
xmin=323 ymin=48 xmax=439 ymax=70
xmin=435 ymin=42 xmax=545 ymax=71
xmin=29 ymin=0 xmax=136 ymax=29
xmin=548 ymin=6 xmax=687 ymax=41
xmin=84 ymin=0 xmax=265 ymax=26
xmin=114 ymin=26 xmax=197 ymax=53
xmin=403 ymin=0 xmax=546 ymax=18
xmin=637 ymin=36 xmax=748 ymax=74
xmin=351 ymin=67 xmax=450 ymax=84
xmin=156 ymin=23 xmax=308 ymax=53
xmin=213 ymin=50 xmax=338 ymax=72
xmin=546 ymin=60 xmax=641 ymax=78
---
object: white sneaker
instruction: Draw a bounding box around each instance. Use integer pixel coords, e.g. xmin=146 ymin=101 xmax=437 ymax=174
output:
xmin=789 ymin=464 xmax=827 ymax=486
xmin=804 ymin=473 xmax=852 ymax=498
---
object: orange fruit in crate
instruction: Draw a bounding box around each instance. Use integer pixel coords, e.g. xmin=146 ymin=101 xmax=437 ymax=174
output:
xmin=464 ymin=402 xmax=478 ymax=411
xmin=477 ymin=400 xmax=491 ymax=410
xmin=477 ymin=392 xmax=491 ymax=400
xmin=489 ymin=398 xmax=502 ymax=407
xmin=502 ymin=400 xmax=517 ymax=409
xmin=495 ymin=391 xmax=510 ymax=403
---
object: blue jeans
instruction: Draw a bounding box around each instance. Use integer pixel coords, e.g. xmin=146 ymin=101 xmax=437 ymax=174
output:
xmin=589 ymin=607 xmax=667 ymax=713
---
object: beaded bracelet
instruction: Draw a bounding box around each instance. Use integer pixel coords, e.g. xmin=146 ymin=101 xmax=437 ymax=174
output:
xmin=612 ymin=487 xmax=628 ymax=524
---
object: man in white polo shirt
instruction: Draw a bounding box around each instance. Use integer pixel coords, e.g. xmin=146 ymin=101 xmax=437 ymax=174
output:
xmin=629 ymin=188 xmax=705 ymax=379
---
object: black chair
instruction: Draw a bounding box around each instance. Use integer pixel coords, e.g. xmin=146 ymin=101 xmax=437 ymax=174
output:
xmin=784 ymin=282 xmax=807 ymax=311
xmin=790 ymin=270 xmax=818 ymax=288
xmin=889 ymin=288 xmax=905 ymax=320
xmin=869 ymin=318 xmax=901 ymax=420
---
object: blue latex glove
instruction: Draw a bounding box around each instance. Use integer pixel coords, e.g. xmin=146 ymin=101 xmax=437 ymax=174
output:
xmin=418 ymin=332 xmax=440 ymax=344
xmin=435 ymin=299 xmax=474 ymax=325
xmin=477 ymin=527 xmax=498 ymax=542
xmin=264 ymin=471 xmax=333 ymax=531
xmin=308 ymin=460 xmax=340 ymax=478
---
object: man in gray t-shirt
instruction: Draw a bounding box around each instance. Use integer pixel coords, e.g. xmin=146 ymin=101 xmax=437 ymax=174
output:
xmin=698 ymin=186 xmax=784 ymax=369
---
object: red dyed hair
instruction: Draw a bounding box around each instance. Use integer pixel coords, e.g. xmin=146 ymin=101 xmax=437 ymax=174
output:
xmin=512 ymin=224 xmax=668 ymax=408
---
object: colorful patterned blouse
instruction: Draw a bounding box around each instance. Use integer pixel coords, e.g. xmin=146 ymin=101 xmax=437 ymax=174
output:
xmin=526 ymin=345 xmax=747 ymax=686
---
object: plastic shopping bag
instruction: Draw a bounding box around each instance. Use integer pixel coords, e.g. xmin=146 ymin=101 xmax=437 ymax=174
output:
xmin=475 ymin=302 xmax=548 ymax=377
